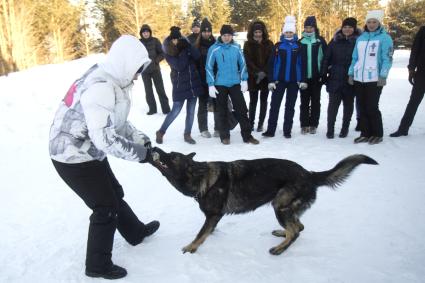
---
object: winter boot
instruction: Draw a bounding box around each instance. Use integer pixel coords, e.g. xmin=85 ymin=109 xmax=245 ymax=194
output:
xmin=389 ymin=130 xmax=408 ymax=137
xmin=184 ymin=133 xmax=196 ymax=144
xmin=244 ymin=135 xmax=260 ymax=145
xmin=256 ymin=124 xmax=264 ymax=132
xmin=85 ymin=264 xmax=127 ymax=280
xmin=339 ymin=126 xmax=349 ymax=138
xmin=368 ymin=136 xmax=383 ymax=145
xmin=301 ymin=127 xmax=310 ymax=135
xmin=262 ymin=131 xmax=275 ymax=137
xmin=221 ymin=138 xmax=230 ymax=145
xmin=354 ymin=136 xmax=369 ymax=143
xmin=309 ymin=127 xmax=317 ymax=134
xmin=201 ymin=130 xmax=212 ymax=138
xmin=156 ymin=130 xmax=164 ymax=144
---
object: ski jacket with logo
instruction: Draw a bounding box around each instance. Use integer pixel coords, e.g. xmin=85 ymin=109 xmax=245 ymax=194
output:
xmin=49 ymin=35 xmax=152 ymax=163
xmin=348 ymin=26 xmax=393 ymax=82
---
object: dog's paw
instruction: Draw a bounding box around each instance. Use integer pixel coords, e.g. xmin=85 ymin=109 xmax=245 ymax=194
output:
xmin=269 ymin=246 xmax=285 ymax=255
xmin=272 ymin=230 xmax=286 ymax=237
xmin=182 ymin=244 xmax=198 ymax=254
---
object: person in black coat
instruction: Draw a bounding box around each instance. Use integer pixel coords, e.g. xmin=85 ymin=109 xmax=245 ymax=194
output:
xmin=156 ymin=27 xmax=203 ymax=144
xmin=243 ymin=20 xmax=274 ymax=132
xmin=298 ymin=16 xmax=327 ymax=134
xmin=139 ymin=24 xmax=171 ymax=115
xmin=321 ymin=17 xmax=361 ymax=138
xmin=187 ymin=19 xmax=201 ymax=45
xmin=390 ymin=26 xmax=425 ymax=137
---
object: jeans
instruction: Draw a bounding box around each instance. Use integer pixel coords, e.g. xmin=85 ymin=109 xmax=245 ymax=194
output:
xmin=159 ymin=96 xmax=197 ymax=134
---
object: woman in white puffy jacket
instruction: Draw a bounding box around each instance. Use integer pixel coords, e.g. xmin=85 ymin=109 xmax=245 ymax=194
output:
xmin=49 ymin=35 xmax=159 ymax=279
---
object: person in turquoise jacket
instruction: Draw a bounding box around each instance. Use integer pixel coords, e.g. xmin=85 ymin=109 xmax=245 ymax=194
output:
xmin=205 ymin=24 xmax=259 ymax=145
xmin=348 ymin=10 xmax=393 ymax=145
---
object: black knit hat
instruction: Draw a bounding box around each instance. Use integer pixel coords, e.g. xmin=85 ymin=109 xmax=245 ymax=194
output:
xmin=220 ymin=24 xmax=234 ymax=35
xmin=169 ymin=26 xmax=182 ymax=39
xmin=304 ymin=16 xmax=317 ymax=28
xmin=192 ymin=19 xmax=201 ymax=28
xmin=200 ymin=18 xmax=212 ymax=32
xmin=342 ymin=17 xmax=357 ymax=29
xmin=139 ymin=24 xmax=152 ymax=37
xmin=253 ymin=23 xmax=264 ymax=32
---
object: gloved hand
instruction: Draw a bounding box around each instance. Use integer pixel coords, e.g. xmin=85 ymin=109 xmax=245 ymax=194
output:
xmin=240 ymin=81 xmax=248 ymax=93
xmin=209 ymin=86 xmax=218 ymax=98
xmin=298 ymin=82 xmax=308 ymax=90
xmin=408 ymin=70 xmax=415 ymax=85
xmin=377 ymin=77 xmax=387 ymax=87
xmin=140 ymin=146 xmax=160 ymax=164
xmin=255 ymin=71 xmax=267 ymax=84
xmin=268 ymin=82 xmax=277 ymax=91
xmin=348 ymin=76 xmax=354 ymax=85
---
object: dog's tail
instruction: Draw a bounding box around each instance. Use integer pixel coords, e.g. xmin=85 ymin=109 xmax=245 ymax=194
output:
xmin=311 ymin=154 xmax=378 ymax=189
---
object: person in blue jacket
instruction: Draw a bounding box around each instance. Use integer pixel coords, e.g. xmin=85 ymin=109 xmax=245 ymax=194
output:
xmin=206 ymin=24 xmax=259 ymax=145
xmin=156 ymin=26 xmax=203 ymax=144
xmin=348 ymin=10 xmax=393 ymax=144
xmin=262 ymin=16 xmax=305 ymax=138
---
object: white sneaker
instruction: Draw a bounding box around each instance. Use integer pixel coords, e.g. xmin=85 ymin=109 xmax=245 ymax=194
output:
xmin=213 ymin=130 xmax=220 ymax=138
xmin=201 ymin=131 xmax=212 ymax=138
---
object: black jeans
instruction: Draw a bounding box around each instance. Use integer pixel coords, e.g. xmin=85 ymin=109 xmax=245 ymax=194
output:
xmin=52 ymin=158 xmax=147 ymax=272
xmin=300 ymin=79 xmax=323 ymax=128
xmin=142 ymin=69 xmax=170 ymax=113
xmin=327 ymin=85 xmax=355 ymax=132
xmin=354 ymin=82 xmax=383 ymax=137
xmin=397 ymin=72 xmax=425 ymax=133
xmin=248 ymin=88 xmax=269 ymax=128
xmin=266 ymin=81 xmax=298 ymax=135
xmin=197 ymin=86 xmax=219 ymax=133
xmin=216 ymin=84 xmax=252 ymax=141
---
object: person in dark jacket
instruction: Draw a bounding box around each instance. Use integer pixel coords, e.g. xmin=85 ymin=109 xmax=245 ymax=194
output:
xmin=195 ymin=18 xmax=220 ymax=138
xmin=299 ymin=16 xmax=327 ymax=134
xmin=156 ymin=27 xmax=203 ymax=144
xmin=139 ymin=24 xmax=171 ymax=115
xmin=321 ymin=17 xmax=361 ymax=139
xmin=390 ymin=25 xmax=425 ymax=137
xmin=187 ymin=19 xmax=201 ymax=45
xmin=262 ymin=16 xmax=305 ymax=138
xmin=243 ymin=20 xmax=274 ymax=132
xmin=206 ymin=24 xmax=259 ymax=145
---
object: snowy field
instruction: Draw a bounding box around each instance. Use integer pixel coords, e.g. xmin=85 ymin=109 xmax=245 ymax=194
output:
xmin=1 ymin=50 xmax=424 ymax=282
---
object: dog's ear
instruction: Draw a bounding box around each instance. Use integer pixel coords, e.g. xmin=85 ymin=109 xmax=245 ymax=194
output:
xmin=187 ymin=152 xmax=196 ymax=159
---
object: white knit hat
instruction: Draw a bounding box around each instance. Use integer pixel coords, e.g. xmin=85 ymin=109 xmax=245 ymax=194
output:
xmin=366 ymin=10 xmax=384 ymax=23
xmin=282 ymin=16 xmax=296 ymax=33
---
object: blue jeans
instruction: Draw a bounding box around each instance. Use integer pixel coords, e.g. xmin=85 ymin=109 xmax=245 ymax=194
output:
xmin=159 ymin=97 xmax=197 ymax=134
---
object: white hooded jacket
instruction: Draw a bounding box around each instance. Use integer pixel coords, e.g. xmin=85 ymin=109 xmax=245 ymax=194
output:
xmin=49 ymin=35 xmax=152 ymax=163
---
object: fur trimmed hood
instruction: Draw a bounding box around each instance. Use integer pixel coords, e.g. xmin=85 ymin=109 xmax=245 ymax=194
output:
xmin=247 ymin=20 xmax=270 ymax=42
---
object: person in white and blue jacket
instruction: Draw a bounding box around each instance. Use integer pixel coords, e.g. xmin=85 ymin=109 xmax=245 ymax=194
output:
xmin=348 ymin=10 xmax=393 ymax=145
xmin=262 ymin=16 xmax=305 ymax=139
xmin=49 ymin=35 xmax=159 ymax=279
xmin=206 ymin=24 xmax=259 ymax=145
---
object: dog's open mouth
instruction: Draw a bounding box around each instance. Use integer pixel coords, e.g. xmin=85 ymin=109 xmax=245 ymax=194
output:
xmin=152 ymin=152 xmax=168 ymax=169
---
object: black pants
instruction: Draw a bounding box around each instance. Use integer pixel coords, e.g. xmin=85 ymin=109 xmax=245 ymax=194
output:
xmin=52 ymin=158 xmax=147 ymax=272
xmin=397 ymin=72 xmax=425 ymax=133
xmin=216 ymin=84 xmax=252 ymax=141
xmin=266 ymin=81 xmax=298 ymax=135
xmin=327 ymin=85 xmax=355 ymax=132
xmin=248 ymin=88 xmax=269 ymax=128
xmin=300 ymin=79 xmax=323 ymax=128
xmin=197 ymin=86 xmax=219 ymax=132
xmin=354 ymin=82 xmax=383 ymax=137
xmin=142 ymin=69 xmax=170 ymax=113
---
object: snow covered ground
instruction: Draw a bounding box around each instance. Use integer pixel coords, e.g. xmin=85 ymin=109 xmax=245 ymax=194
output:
xmin=1 ymin=50 xmax=424 ymax=282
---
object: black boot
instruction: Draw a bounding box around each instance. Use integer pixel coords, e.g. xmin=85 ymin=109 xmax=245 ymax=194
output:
xmin=339 ymin=126 xmax=349 ymax=138
xmin=326 ymin=127 xmax=334 ymax=139
xmin=86 ymin=264 xmax=127 ymax=280
xmin=389 ymin=130 xmax=408 ymax=137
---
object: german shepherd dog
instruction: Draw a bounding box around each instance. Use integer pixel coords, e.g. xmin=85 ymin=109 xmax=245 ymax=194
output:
xmin=150 ymin=148 xmax=378 ymax=255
